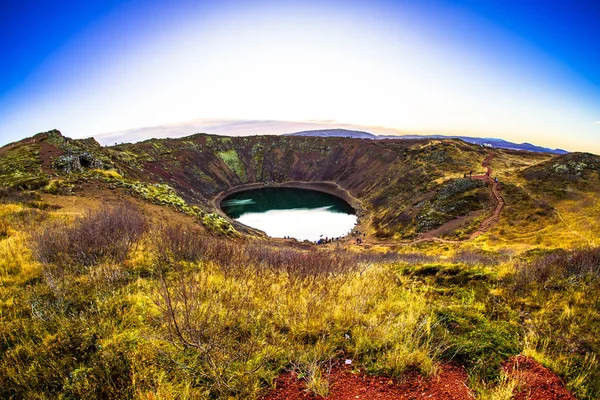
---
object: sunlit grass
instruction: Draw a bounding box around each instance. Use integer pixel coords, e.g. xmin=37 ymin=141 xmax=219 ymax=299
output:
xmin=1 ymin=190 xmax=598 ymax=398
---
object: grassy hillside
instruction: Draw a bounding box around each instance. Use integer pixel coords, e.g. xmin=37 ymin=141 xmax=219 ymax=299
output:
xmin=1 ymin=130 xmax=599 ymax=399
xmin=0 ymin=131 xmax=517 ymax=239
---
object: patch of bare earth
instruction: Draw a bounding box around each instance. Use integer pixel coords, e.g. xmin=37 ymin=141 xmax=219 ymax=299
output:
xmin=503 ymin=355 xmax=576 ymax=400
xmin=262 ymin=363 xmax=474 ymax=400
xmin=39 ymin=141 xmax=64 ymax=174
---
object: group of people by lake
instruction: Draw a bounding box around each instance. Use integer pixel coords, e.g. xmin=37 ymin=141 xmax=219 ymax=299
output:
xmin=316 ymin=236 xmax=343 ymax=245
xmin=312 ymin=229 xmax=366 ymax=245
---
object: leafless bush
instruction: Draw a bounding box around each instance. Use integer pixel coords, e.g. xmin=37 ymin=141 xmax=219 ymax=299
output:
xmin=152 ymin=230 xmax=448 ymax=280
xmin=0 ymin=188 xmax=37 ymax=204
xmin=31 ymin=203 xmax=148 ymax=269
xmin=356 ymin=251 xmax=437 ymax=265
xmin=31 ymin=220 xmax=71 ymax=267
xmin=450 ymin=249 xmax=508 ymax=266
xmin=247 ymin=243 xmax=359 ymax=277
xmin=153 ymin=224 xmax=205 ymax=265
xmin=513 ymin=247 xmax=600 ymax=290
xmin=155 ymin=270 xmax=270 ymax=397
xmin=157 ymin=271 xmax=252 ymax=349
xmin=153 ymin=235 xmax=362 ymax=279
xmin=205 ymin=240 xmax=360 ymax=279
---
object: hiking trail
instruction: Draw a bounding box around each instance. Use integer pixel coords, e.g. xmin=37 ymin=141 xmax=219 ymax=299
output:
xmin=361 ymin=153 xmax=505 ymax=247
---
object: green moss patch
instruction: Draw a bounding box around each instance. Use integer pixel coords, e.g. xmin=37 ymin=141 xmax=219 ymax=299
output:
xmin=217 ymin=149 xmax=246 ymax=180
xmin=0 ymin=145 xmax=49 ymax=189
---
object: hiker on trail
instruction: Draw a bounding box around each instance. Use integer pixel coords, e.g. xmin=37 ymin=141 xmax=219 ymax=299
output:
xmin=469 ymin=170 xmax=472 ymax=177
xmin=495 ymin=177 xmax=499 ymax=183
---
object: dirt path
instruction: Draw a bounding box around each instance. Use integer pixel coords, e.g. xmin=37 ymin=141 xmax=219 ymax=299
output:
xmin=468 ymin=153 xmax=505 ymax=239
xmin=358 ymin=153 xmax=505 ymax=248
xmin=398 ymin=153 xmax=505 ymax=246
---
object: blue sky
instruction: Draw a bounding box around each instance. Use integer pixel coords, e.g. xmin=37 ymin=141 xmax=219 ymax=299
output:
xmin=1 ymin=0 xmax=599 ymax=152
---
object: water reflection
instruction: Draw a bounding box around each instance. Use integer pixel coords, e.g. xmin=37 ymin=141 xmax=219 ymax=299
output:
xmin=221 ymin=188 xmax=357 ymax=241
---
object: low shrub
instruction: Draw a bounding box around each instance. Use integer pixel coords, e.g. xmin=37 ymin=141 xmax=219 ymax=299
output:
xmin=199 ymin=239 xmax=360 ymax=278
xmin=0 ymin=188 xmax=37 ymax=204
xmin=450 ymin=249 xmax=508 ymax=266
xmin=512 ymin=247 xmax=600 ymax=290
xmin=153 ymin=224 xmax=205 ymax=265
xmin=31 ymin=203 xmax=148 ymax=269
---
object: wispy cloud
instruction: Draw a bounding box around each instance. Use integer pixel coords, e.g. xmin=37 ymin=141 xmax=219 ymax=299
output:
xmin=594 ymin=121 xmax=600 ymax=125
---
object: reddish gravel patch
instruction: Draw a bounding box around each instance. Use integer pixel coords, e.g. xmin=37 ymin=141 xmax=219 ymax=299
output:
xmin=39 ymin=141 xmax=64 ymax=174
xmin=261 ymin=363 xmax=474 ymax=400
xmin=503 ymin=355 xmax=576 ymax=400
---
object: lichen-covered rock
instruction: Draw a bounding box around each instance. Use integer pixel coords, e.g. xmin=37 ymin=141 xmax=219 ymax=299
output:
xmin=437 ymin=178 xmax=485 ymax=200
xmin=416 ymin=210 xmax=448 ymax=231
xmin=54 ymin=153 xmax=103 ymax=173
xmin=54 ymin=155 xmax=81 ymax=173
xmin=424 ymin=149 xmax=448 ymax=164
xmin=524 ymin=153 xmax=600 ymax=182
xmin=79 ymin=152 xmax=103 ymax=169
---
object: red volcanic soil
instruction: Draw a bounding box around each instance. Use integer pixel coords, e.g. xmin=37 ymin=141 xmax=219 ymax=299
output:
xmin=262 ymin=356 xmax=576 ymax=400
xmin=262 ymin=363 xmax=474 ymax=400
xmin=39 ymin=141 xmax=64 ymax=174
xmin=503 ymin=356 xmax=576 ymax=400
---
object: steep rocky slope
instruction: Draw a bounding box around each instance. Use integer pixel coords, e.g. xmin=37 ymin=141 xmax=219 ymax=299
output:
xmin=3 ymin=129 xmax=594 ymax=240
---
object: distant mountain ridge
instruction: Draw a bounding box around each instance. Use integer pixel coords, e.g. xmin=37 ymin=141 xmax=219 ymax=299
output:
xmin=285 ymin=129 xmax=568 ymax=155
xmin=283 ymin=129 xmax=377 ymax=140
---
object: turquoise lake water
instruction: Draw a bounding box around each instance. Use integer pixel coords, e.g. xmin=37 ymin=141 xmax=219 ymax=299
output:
xmin=221 ymin=187 xmax=357 ymax=241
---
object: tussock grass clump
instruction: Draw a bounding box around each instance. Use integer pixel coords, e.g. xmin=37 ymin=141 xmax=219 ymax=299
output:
xmin=31 ymin=203 xmax=148 ymax=269
xmin=471 ymin=371 xmax=520 ymax=400
xmin=399 ymin=260 xmax=521 ymax=381
xmin=0 ymin=200 xmax=50 ymax=243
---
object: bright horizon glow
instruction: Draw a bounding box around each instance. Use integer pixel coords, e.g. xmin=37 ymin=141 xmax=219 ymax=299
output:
xmin=1 ymin=0 xmax=599 ymax=153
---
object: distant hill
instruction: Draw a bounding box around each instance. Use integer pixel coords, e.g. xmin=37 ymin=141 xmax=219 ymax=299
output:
xmin=284 ymin=129 xmax=377 ymax=139
xmin=285 ymin=129 xmax=568 ymax=155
